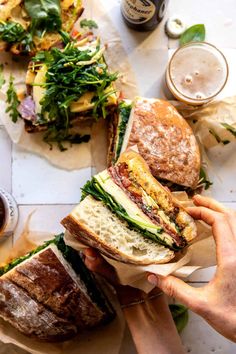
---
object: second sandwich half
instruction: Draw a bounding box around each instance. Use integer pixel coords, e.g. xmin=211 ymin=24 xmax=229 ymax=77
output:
xmin=62 ymin=151 xmax=197 ymax=265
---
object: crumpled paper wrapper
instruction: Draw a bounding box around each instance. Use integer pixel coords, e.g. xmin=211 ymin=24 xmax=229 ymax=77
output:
xmin=0 ymin=216 xmax=127 ymax=354
xmin=172 ymin=96 xmax=236 ymax=149
xmin=64 ymin=191 xmax=216 ymax=294
xmin=0 ymin=0 xmax=139 ymax=171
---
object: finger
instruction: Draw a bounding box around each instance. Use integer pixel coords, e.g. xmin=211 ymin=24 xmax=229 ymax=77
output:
xmin=187 ymin=207 xmax=234 ymax=265
xmin=147 ymin=274 xmax=205 ymax=313
xmin=193 ymin=195 xmax=227 ymax=213
xmin=83 ymin=248 xmax=117 ymax=283
xmin=187 ymin=206 xmax=219 ymax=226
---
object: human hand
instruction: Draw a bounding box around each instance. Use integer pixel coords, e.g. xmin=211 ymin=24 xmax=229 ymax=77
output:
xmin=83 ymin=248 xmax=155 ymax=306
xmin=147 ymin=194 xmax=236 ymax=342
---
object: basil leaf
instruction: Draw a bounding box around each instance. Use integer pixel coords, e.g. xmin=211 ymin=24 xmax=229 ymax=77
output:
xmin=169 ymin=304 xmax=189 ymax=333
xmin=80 ymin=19 xmax=98 ymax=30
xmin=24 ymin=0 xmax=62 ymax=35
xmin=180 ymin=24 xmax=205 ymax=46
xmin=0 ymin=64 xmax=5 ymax=89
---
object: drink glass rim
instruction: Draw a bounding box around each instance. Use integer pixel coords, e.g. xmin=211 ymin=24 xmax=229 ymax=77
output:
xmin=167 ymin=41 xmax=229 ymax=102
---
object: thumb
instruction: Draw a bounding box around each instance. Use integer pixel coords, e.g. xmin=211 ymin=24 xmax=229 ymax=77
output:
xmin=147 ymin=274 xmax=204 ymax=312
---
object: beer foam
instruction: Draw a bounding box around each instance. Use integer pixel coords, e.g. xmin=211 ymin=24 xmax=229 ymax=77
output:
xmin=169 ymin=44 xmax=228 ymax=100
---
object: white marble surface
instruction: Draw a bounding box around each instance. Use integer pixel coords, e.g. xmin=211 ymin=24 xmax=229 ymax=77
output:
xmin=0 ymin=0 xmax=236 ymax=353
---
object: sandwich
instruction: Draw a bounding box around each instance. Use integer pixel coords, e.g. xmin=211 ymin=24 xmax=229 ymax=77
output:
xmin=0 ymin=234 xmax=115 ymax=342
xmin=16 ymin=34 xmax=118 ymax=149
xmin=0 ymin=0 xmax=83 ymax=55
xmin=62 ymin=151 xmax=197 ymax=265
xmin=108 ymin=97 xmax=201 ymax=190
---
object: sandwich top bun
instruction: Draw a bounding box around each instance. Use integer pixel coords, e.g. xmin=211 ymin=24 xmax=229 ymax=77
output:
xmin=119 ymin=97 xmax=201 ymax=189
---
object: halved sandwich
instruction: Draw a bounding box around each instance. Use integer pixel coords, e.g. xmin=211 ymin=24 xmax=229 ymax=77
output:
xmin=0 ymin=0 xmax=83 ymax=55
xmin=17 ymin=34 xmax=118 ymax=149
xmin=0 ymin=234 xmax=114 ymax=342
xmin=108 ymin=97 xmax=201 ymax=190
xmin=62 ymin=151 xmax=197 ymax=265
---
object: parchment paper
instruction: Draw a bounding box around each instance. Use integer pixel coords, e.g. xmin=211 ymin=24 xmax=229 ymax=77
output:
xmin=0 ymin=0 xmax=139 ymax=171
xmin=172 ymin=96 xmax=236 ymax=149
xmin=64 ymin=191 xmax=216 ymax=294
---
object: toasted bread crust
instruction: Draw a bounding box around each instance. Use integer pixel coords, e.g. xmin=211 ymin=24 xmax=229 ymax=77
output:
xmin=114 ymin=98 xmax=201 ymax=188
xmin=0 ymin=278 xmax=77 ymax=342
xmin=61 ymin=214 xmax=174 ymax=265
xmin=7 ymin=247 xmax=105 ymax=328
xmin=118 ymin=150 xmax=197 ymax=242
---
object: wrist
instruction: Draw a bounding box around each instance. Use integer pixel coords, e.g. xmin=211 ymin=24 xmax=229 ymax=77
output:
xmin=115 ymin=285 xmax=163 ymax=308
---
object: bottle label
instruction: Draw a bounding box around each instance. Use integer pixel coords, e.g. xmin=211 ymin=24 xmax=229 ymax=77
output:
xmin=121 ymin=0 xmax=156 ymax=24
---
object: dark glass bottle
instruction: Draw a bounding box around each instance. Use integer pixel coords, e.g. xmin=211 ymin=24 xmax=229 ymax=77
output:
xmin=121 ymin=0 xmax=169 ymax=31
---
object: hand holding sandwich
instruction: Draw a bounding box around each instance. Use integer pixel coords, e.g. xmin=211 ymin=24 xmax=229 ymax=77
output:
xmin=84 ymin=248 xmax=185 ymax=354
xmin=148 ymin=195 xmax=236 ymax=343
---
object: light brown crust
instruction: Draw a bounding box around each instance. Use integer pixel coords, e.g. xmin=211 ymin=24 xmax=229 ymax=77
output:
xmin=118 ymin=150 xmax=197 ymax=242
xmin=61 ymin=214 xmax=174 ymax=265
xmin=122 ymin=98 xmax=201 ymax=188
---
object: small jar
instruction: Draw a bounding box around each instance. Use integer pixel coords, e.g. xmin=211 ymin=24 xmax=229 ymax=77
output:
xmin=0 ymin=189 xmax=18 ymax=242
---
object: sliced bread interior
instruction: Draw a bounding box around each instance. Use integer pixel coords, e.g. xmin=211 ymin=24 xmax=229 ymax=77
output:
xmin=62 ymin=195 xmax=175 ymax=265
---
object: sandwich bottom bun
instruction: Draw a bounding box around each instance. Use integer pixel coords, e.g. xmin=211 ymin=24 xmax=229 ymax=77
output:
xmin=62 ymin=196 xmax=175 ymax=265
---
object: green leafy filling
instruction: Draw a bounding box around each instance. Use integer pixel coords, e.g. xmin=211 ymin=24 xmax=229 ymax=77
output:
xmin=80 ymin=19 xmax=98 ymax=30
xmin=114 ymin=101 xmax=132 ymax=161
xmin=0 ymin=21 xmax=34 ymax=53
xmin=0 ymin=233 xmax=113 ymax=316
xmin=81 ymin=178 xmax=181 ymax=250
xmin=169 ymin=304 xmax=189 ymax=333
xmin=197 ymin=167 xmax=213 ymax=190
xmin=6 ymin=75 xmax=20 ymax=123
xmin=0 ymin=1 xmax=62 ymax=53
xmin=30 ymin=41 xmax=117 ymax=149
xmin=180 ymin=24 xmax=205 ymax=46
xmin=24 ymin=0 xmax=62 ymax=37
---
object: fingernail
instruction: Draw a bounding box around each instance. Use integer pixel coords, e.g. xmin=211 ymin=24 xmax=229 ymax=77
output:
xmin=147 ymin=274 xmax=159 ymax=286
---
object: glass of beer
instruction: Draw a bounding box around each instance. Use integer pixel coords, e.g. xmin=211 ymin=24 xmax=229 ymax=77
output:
xmin=166 ymin=42 xmax=229 ymax=105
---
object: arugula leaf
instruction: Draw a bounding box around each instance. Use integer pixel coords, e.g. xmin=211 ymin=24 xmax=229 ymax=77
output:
xmin=81 ymin=178 xmax=183 ymax=250
xmin=31 ymin=40 xmax=117 ymax=149
xmin=115 ymin=101 xmax=132 ymax=161
xmin=0 ymin=21 xmax=34 ymax=52
xmin=221 ymin=123 xmax=236 ymax=138
xmin=180 ymin=24 xmax=205 ymax=46
xmin=197 ymin=167 xmax=213 ymax=190
xmin=0 ymin=21 xmax=26 ymax=43
xmin=209 ymin=128 xmax=230 ymax=145
xmin=198 ymin=167 xmax=213 ymax=190
xmin=80 ymin=19 xmax=98 ymax=30
xmin=24 ymin=0 xmax=62 ymax=36
xmin=169 ymin=304 xmax=189 ymax=333
xmin=0 ymin=64 xmax=5 ymax=89
xmin=6 ymin=75 xmax=20 ymax=123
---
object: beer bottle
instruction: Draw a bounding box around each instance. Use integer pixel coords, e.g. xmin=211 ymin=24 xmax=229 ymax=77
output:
xmin=121 ymin=0 xmax=169 ymax=31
